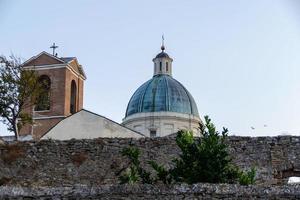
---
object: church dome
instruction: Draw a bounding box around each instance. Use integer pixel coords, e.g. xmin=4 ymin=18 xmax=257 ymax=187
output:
xmin=125 ymin=74 xmax=199 ymax=117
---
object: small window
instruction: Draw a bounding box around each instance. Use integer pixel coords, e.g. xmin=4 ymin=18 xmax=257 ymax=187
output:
xmin=159 ymin=62 xmax=162 ymax=71
xmin=166 ymin=62 xmax=169 ymax=71
xmin=150 ymin=130 xmax=156 ymax=138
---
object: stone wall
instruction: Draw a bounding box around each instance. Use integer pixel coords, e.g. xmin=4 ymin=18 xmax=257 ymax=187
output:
xmin=0 ymin=136 xmax=299 ymax=187
xmin=0 ymin=184 xmax=299 ymax=199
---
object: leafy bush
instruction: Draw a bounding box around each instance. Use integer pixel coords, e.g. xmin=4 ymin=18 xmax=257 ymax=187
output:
xmin=119 ymin=146 xmax=152 ymax=184
xmin=149 ymin=160 xmax=172 ymax=184
xmin=170 ymin=116 xmax=240 ymax=184
xmin=238 ymin=167 xmax=256 ymax=185
xmin=119 ymin=165 xmax=139 ymax=184
xmin=119 ymin=116 xmax=256 ymax=185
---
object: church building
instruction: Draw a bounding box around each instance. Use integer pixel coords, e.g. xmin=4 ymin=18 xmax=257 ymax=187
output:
xmin=19 ymin=51 xmax=86 ymax=140
xmin=19 ymin=49 xmax=144 ymax=140
xmin=122 ymin=44 xmax=201 ymax=137
xmin=18 ymin=42 xmax=201 ymax=140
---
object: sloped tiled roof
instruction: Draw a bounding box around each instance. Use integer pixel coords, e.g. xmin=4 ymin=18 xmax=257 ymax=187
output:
xmin=22 ymin=52 xmax=86 ymax=79
xmin=60 ymin=57 xmax=76 ymax=63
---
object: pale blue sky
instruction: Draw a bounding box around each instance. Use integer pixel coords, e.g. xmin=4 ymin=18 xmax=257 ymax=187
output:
xmin=1 ymin=0 xmax=300 ymax=136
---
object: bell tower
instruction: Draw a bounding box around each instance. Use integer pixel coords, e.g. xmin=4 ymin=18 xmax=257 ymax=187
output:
xmin=19 ymin=50 xmax=86 ymax=140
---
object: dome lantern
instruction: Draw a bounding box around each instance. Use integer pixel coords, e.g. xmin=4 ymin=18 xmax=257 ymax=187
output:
xmin=152 ymin=41 xmax=173 ymax=77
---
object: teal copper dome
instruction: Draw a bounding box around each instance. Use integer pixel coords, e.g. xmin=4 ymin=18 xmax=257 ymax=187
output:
xmin=125 ymin=74 xmax=199 ymax=117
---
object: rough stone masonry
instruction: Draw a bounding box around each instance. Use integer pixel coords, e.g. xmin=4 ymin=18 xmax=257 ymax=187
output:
xmin=0 ymin=184 xmax=300 ymax=199
xmin=0 ymin=135 xmax=299 ymax=187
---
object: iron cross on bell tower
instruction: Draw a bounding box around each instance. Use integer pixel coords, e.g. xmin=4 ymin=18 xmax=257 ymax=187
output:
xmin=50 ymin=43 xmax=59 ymax=56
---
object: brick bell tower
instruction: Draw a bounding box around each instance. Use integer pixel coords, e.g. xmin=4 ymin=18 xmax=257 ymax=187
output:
xmin=19 ymin=49 xmax=86 ymax=140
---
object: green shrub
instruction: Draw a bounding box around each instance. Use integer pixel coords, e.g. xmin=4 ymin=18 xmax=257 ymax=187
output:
xmin=119 ymin=116 xmax=256 ymax=185
xmin=119 ymin=146 xmax=152 ymax=184
xmin=119 ymin=166 xmax=139 ymax=184
xmin=170 ymin=116 xmax=240 ymax=184
xmin=149 ymin=160 xmax=172 ymax=184
xmin=238 ymin=167 xmax=256 ymax=185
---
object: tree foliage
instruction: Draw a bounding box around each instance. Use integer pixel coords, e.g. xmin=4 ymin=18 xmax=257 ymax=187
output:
xmin=171 ymin=116 xmax=239 ymax=184
xmin=0 ymin=55 xmax=42 ymax=138
xmin=120 ymin=116 xmax=256 ymax=185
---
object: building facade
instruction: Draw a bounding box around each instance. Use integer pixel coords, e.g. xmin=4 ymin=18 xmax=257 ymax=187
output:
xmin=41 ymin=109 xmax=144 ymax=140
xmin=19 ymin=51 xmax=86 ymax=139
xmin=122 ymin=45 xmax=202 ymax=137
xmin=17 ymin=44 xmax=201 ymax=140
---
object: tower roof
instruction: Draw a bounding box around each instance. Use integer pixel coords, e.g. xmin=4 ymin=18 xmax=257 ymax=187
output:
xmin=155 ymin=51 xmax=171 ymax=59
xmin=22 ymin=51 xmax=87 ymax=79
xmin=153 ymin=41 xmax=173 ymax=61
